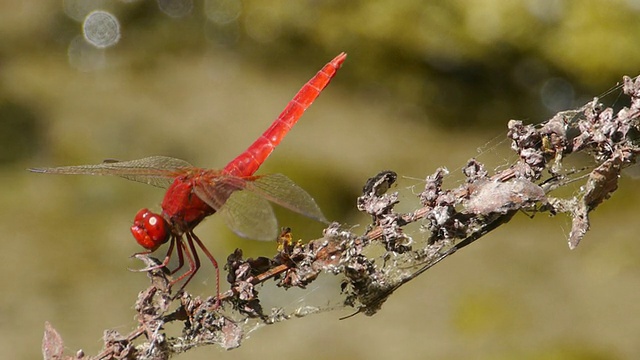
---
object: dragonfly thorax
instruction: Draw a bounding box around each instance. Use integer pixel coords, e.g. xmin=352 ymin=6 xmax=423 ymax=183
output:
xmin=161 ymin=175 xmax=217 ymax=230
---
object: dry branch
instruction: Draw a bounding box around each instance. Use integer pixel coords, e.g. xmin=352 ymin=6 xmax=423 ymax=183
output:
xmin=43 ymin=76 xmax=640 ymax=360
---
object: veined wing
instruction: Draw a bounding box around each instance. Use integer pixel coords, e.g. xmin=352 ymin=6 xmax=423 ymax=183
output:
xmin=220 ymin=190 xmax=279 ymax=241
xmin=245 ymin=173 xmax=327 ymax=223
xmin=193 ymin=173 xmax=326 ymax=222
xmin=29 ymin=156 xmax=193 ymax=188
xmin=191 ymin=173 xmax=326 ymax=240
xmin=192 ymin=174 xmax=245 ymax=211
xmin=192 ymin=175 xmax=278 ymax=240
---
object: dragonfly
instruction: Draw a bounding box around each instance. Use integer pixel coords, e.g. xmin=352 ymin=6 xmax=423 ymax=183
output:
xmin=30 ymin=52 xmax=347 ymax=298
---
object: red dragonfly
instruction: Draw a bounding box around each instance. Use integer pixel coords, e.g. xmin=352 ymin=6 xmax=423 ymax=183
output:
xmin=31 ymin=52 xmax=346 ymax=297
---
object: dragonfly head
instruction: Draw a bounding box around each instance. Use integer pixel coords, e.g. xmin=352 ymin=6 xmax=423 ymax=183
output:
xmin=131 ymin=208 xmax=170 ymax=251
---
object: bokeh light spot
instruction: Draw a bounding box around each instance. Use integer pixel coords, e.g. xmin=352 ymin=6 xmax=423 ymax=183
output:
xmin=82 ymin=10 xmax=120 ymax=49
xmin=157 ymin=0 xmax=194 ymax=18
xmin=205 ymin=0 xmax=242 ymax=25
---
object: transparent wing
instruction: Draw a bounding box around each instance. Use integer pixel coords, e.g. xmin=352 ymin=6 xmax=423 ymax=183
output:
xmin=192 ymin=173 xmax=325 ymax=240
xmin=29 ymin=156 xmax=193 ymax=188
xmin=245 ymin=173 xmax=327 ymax=223
xmin=219 ymin=190 xmax=278 ymax=241
xmin=192 ymin=174 xmax=246 ymax=211
xmin=192 ymin=175 xmax=278 ymax=240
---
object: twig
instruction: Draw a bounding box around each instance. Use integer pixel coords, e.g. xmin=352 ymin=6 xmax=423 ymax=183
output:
xmin=42 ymin=75 xmax=640 ymax=360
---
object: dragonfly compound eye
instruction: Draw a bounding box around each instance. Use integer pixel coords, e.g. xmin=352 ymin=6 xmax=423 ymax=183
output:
xmin=131 ymin=208 xmax=170 ymax=250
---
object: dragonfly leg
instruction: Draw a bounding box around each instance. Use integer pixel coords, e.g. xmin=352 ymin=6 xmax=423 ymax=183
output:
xmin=189 ymin=232 xmax=220 ymax=308
xmin=170 ymin=233 xmax=200 ymax=296
xmin=169 ymin=236 xmax=185 ymax=275
xmin=129 ymin=237 xmax=176 ymax=272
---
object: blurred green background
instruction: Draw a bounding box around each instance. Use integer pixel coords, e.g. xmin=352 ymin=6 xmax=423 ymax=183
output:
xmin=2 ymin=1 xmax=640 ymax=359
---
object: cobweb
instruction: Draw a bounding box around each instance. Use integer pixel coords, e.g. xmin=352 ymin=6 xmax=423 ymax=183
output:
xmin=43 ymin=76 xmax=640 ymax=359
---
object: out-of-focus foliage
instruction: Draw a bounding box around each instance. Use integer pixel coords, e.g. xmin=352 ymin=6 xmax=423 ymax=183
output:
xmin=239 ymin=0 xmax=640 ymax=128
xmin=4 ymin=1 xmax=640 ymax=141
